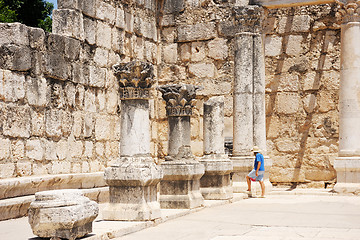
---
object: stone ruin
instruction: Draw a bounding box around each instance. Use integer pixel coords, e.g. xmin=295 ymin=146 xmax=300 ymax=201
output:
xmin=0 ymin=0 xmax=359 ymax=231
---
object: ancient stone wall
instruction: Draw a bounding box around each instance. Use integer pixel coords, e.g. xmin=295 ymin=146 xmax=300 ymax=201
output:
xmin=0 ymin=0 xmax=159 ymax=179
xmin=265 ymin=4 xmax=339 ymax=187
xmin=0 ymin=0 xmax=340 ymax=187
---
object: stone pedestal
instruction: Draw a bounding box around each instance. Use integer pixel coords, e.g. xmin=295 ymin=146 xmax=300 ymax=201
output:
xmin=199 ymin=97 xmax=233 ymax=200
xmin=28 ymin=189 xmax=98 ymax=240
xmin=158 ymin=84 xmax=205 ymax=209
xmin=231 ymin=6 xmax=272 ymax=193
xmin=103 ymin=61 xmax=163 ymax=221
xmin=334 ymin=1 xmax=360 ymax=194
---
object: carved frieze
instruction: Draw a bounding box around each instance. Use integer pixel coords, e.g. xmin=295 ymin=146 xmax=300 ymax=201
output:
xmin=113 ymin=61 xmax=155 ymax=99
xmin=158 ymin=84 xmax=203 ymax=117
xmin=336 ymin=0 xmax=360 ymax=23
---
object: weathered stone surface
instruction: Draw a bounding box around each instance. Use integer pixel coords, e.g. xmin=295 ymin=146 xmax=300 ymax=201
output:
xmin=25 ymin=76 xmax=48 ymax=107
xmin=0 ymin=69 xmax=25 ymax=102
xmin=52 ymin=9 xmax=84 ymax=40
xmin=96 ymin=1 xmax=116 ymax=24
xmin=28 ymin=189 xmax=98 ymax=240
xmin=163 ymin=43 xmax=178 ymax=63
xmin=265 ymin=35 xmax=283 ymax=57
xmin=3 ymin=105 xmax=31 ymax=138
xmin=208 ymin=38 xmax=229 ymax=60
xmin=189 ymin=63 xmax=215 ymax=78
xmin=177 ymin=22 xmax=216 ymax=42
xmin=278 ymin=15 xmax=311 ymax=33
xmin=0 ymin=44 xmax=32 ymax=71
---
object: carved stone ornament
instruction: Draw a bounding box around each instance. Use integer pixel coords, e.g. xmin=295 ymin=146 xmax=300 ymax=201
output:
xmin=233 ymin=5 xmax=265 ymax=34
xmin=336 ymin=0 xmax=360 ymax=23
xmin=158 ymin=84 xmax=203 ymax=117
xmin=113 ymin=61 xmax=155 ymax=99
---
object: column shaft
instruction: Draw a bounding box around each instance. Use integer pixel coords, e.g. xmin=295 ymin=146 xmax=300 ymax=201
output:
xmin=168 ymin=116 xmax=191 ymax=157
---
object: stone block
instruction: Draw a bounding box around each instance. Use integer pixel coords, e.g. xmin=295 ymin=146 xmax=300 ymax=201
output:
xmin=44 ymin=139 xmax=57 ymax=161
xmin=318 ymin=91 xmax=336 ymax=113
xmin=177 ymin=22 xmax=216 ymax=42
xmin=95 ymin=142 xmax=104 ymax=157
xmin=79 ymin=0 xmax=95 ymax=17
xmin=11 ymin=140 xmax=25 ymax=160
xmin=163 ymin=43 xmax=178 ymax=63
xmin=106 ymin=89 xmax=119 ymax=114
xmin=0 ymin=163 xmax=15 ymax=179
xmin=0 ymin=69 xmax=25 ymax=102
xmin=96 ymin=21 xmax=112 ymax=49
xmin=83 ymin=17 xmax=96 ymax=45
xmin=28 ymin=27 xmax=45 ymax=50
xmin=51 ymin=161 xmax=72 ymax=174
xmin=116 ymin=7 xmax=125 ymax=29
xmin=25 ymin=76 xmax=48 ymax=107
xmin=97 ymin=89 xmax=106 ymax=112
xmin=64 ymin=37 xmax=81 ymax=61
xmin=84 ymin=88 xmax=97 ymax=112
xmin=44 ymin=52 xmax=70 ymax=81
xmin=94 ymin=48 xmax=109 ymax=67
xmin=134 ymin=36 xmax=144 ymax=59
xmin=279 ymin=15 xmax=311 ymax=33
xmin=270 ymin=167 xmax=305 ymax=183
xmin=3 ymin=105 xmax=31 ymax=138
xmin=45 ymin=110 xmax=62 ymax=139
xmin=0 ymin=44 xmax=32 ymax=71
xmin=191 ymin=42 xmax=206 ymax=62
xmin=85 ymin=66 xmax=106 ymax=87
xmin=31 ymin=110 xmax=45 ymax=136
xmin=26 ymin=139 xmax=44 ymax=161
xmin=265 ymin=35 xmax=282 ymax=57
xmin=28 ymin=189 xmax=98 ymax=240
xmin=62 ymin=111 xmax=74 ymax=137
xmin=275 ymin=93 xmax=300 ymax=114
xmin=52 ymin=9 xmax=84 ymax=40
xmin=112 ymin=28 xmax=125 ymax=54
xmin=163 ymin=0 xmax=184 ymax=13
xmin=180 ymin=43 xmax=191 ymax=62
xmin=189 ymin=63 xmax=215 ymax=78
xmin=84 ymin=113 xmax=95 ymax=137
xmin=125 ymin=12 xmax=134 ymax=33
xmin=84 ymin=141 xmax=94 ymax=158
xmin=0 ymin=138 xmax=11 ymax=160
xmin=16 ymin=161 xmax=32 ymax=177
xmin=0 ymin=23 xmax=29 ymax=46
xmin=274 ymin=138 xmax=300 ymax=153
xmin=96 ymin=1 xmax=116 ymax=24
xmin=58 ymin=0 xmax=79 ymax=9
xmin=208 ymin=38 xmax=228 ymax=60
xmin=286 ymin=35 xmax=304 ymax=56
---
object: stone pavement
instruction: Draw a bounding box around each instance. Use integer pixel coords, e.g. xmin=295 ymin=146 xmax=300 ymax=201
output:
xmin=0 ymin=190 xmax=359 ymax=240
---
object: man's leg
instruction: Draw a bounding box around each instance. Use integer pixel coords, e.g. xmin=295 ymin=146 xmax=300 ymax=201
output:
xmin=259 ymin=180 xmax=265 ymax=196
xmin=246 ymin=175 xmax=251 ymax=191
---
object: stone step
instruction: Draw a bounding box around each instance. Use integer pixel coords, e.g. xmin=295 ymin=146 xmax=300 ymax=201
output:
xmin=0 ymin=187 xmax=109 ymax=221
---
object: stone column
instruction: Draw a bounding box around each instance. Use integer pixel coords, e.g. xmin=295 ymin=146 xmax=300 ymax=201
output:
xmin=334 ymin=0 xmax=360 ymax=194
xmin=199 ymin=96 xmax=233 ymax=200
xmin=103 ymin=61 xmax=163 ymax=221
xmin=158 ymin=84 xmax=205 ymax=209
xmin=231 ymin=6 xmax=272 ymax=193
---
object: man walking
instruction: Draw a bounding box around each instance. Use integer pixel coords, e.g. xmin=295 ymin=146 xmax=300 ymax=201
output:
xmin=246 ymin=146 xmax=265 ymax=197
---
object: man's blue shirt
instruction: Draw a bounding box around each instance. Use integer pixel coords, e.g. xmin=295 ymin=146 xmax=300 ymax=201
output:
xmin=254 ymin=153 xmax=265 ymax=171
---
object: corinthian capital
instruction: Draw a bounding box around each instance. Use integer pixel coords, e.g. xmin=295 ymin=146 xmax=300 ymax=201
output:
xmin=233 ymin=5 xmax=265 ymax=34
xmin=113 ymin=61 xmax=155 ymax=99
xmin=336 ymin=0 xmax=360 ymax=23
xmin=158 ymin=84 xmax=203 ymax=117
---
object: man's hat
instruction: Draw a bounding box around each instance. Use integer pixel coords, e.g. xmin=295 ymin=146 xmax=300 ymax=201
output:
xmin=252 ymin=146 xmax=261 ymax=153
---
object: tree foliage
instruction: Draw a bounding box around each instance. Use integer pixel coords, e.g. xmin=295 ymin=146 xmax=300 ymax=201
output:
xmin=0 ymin=0 xmax=53 ymax=32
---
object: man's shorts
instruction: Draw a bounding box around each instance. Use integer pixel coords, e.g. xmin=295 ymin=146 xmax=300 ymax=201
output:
xmin=248 ymin=169 xmax=265 ymax=182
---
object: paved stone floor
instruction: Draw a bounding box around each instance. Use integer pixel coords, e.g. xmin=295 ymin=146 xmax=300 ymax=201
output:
xmin=1 ymin=193 xmax=359 ymax=240
xmin=118 ymin=195 xmax=360 ymax=240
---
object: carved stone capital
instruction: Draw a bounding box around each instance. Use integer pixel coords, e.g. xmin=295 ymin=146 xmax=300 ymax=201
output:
xmin=233 ymin=5 xmax=265 ymax=34
xmin=336 ymin=0 xmax=360 ymax=23
xmin=113 ymin=61 xmax=155 ymax=99
xmin=158 ymin=84 xmax=203 ymax=117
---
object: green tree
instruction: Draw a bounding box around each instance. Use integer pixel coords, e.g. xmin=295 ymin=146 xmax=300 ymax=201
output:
xmin=0 ymin=0 xmax=53 ymax=32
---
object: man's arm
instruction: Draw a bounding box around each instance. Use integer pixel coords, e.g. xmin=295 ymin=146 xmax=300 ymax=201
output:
xmin=256 ymin=160 xmax=261 ymax=176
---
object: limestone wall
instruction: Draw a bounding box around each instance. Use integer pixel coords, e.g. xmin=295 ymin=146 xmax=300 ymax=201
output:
xmin=265 ymin=4 xmax=339 ymax=187
xmin=0 ymin=0 xmax=159 ymax=179
xmin=0 ymin=0 xmax=340 ymax=187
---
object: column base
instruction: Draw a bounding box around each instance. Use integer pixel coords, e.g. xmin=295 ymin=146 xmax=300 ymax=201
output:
xmin=160 ymin=159 xmax=204 ymax=209
xmin=199 ymin=155 xmax=233 ymax=200
xmin=103 ymin=156 xmax=163 ymax=221
xmin=231 ymin=156 xmax=272 ymax=195
xmin=334 ymin=157 xmax=360 ymax=195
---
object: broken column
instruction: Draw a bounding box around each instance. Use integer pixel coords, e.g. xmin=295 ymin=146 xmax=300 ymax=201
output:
xmin=199 ymin=96 xmax=233 ymax=200
xmin=28 ymin=189 xmax=98 ymax=240
xmin=334 ymin=0 xmax=360 ymax=194
xmin=103 ymin=61 xmax=163 ymax=221
xmin=231 ymin=6 xmax=272 ymax=193
xmin=158 ymin=84 xmax=205 ymax=209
